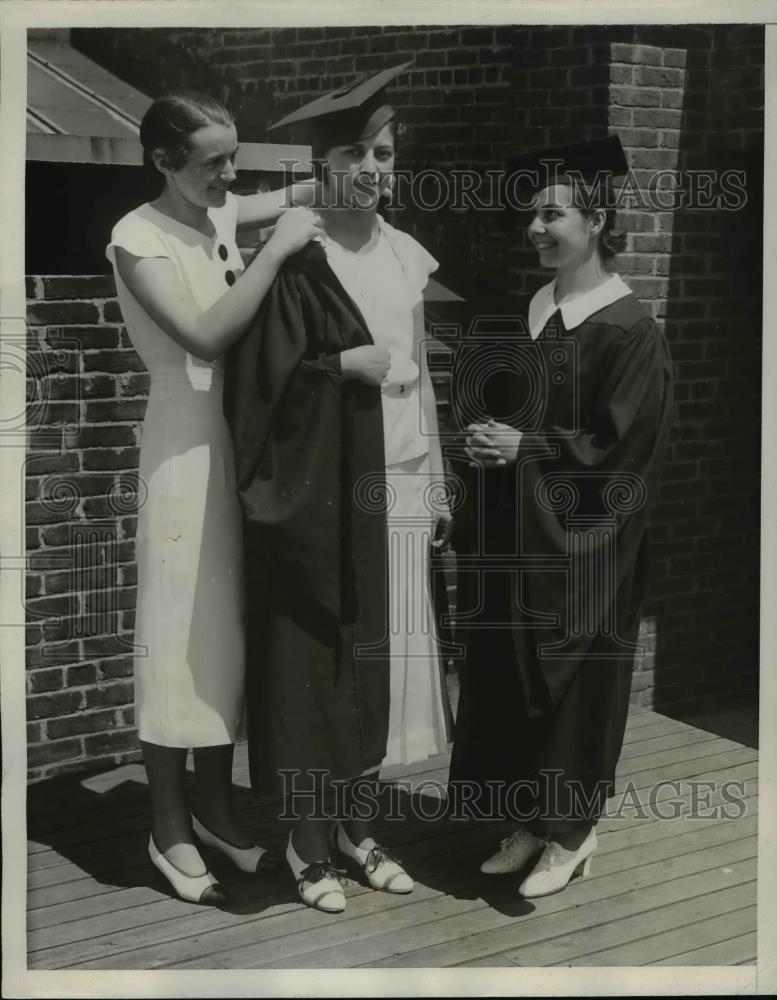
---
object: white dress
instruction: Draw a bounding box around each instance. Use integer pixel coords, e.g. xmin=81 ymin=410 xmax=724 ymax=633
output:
xmin=106 ymin=194 xmax=245 ymax=748
xmin=324 ymin=217 xmax=450 ymax=766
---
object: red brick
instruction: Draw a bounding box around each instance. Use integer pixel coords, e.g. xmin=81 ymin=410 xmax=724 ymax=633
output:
xmin=82 ymin=351 xmax=146 ymax=374
xmin=84 ymin=399 xmax=147 ymax=422
xmin=41 ymin=276 xmax=116 ymax=299
xmin=610 ymin=43 xmax=662 ymax=66
xmin=100 ymin=657 xmax=134 ymax=679
xmin=83 ymin=375 xmax=120 ymax=398
xmin=26 ymin=502 xmax=77 ymax=527
xmin=26 ymin=640 xmax=82 ymax=667
xmin=632 ymin=109 xmax=683 ymax=128
xmin=28 ymin=401 xmax=80 ymax=427
xmin=82 ymin=634 xmax=135 ymax=658
xmin=27 ymin=738 xmax=83 ymax=767
xmin=610 ymin=65 xmax=635 ymax=85
xmin=27 ymin=689 xmax=84 ymax=720
xmin=82 ymin=448 xmax=140 ymax=471
xmin=51 ymin=326 xmax=121 ymax=350
xmin=27 ymin=301 xmax=100 ymax=326
xmin=38 ymin=374 xmax=82 ymax=401
xmin=47 ymin=708 xmax=118 ymax=739
xmin=530 ymin=27 xmax=572 ymax=49
xmin=65 ymin=425 xmax=136 ymax=449
xmin=85 ymin=681 xmax=134 ymax=709
xmin=119 ymin=705 xmax=136 ymax=726
xmin=85 ymin=730 xmax=139 ymax=756
xmin=66 ymin=663 xmax=99 ymax=687
xmin=28 ymin=667 xmax=65 ymax=693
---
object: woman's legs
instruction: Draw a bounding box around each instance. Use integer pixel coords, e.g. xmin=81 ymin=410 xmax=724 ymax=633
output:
xmin=144 ymin=740 xmax=252 ymax=874
xmin=192 ymin=744 xmax=252 ymax=848
xmin=288 ymin=789 xmax=333 ymax=863
xmin=142 ymin=740 xmax=205 ymax=876
xmin=341 ymin=770 xmax=380 ymax=847
xmin=286 ymin=770 xmax=381 ymax=861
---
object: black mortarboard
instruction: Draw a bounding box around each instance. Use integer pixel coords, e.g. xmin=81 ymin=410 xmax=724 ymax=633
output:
xmin=506 ymin=135 xmax=628 ymax=201
xmin=267 ymin=61 xmax=412 ymax=150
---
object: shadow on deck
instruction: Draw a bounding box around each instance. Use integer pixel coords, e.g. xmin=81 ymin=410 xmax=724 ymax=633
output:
xmin=27 ymin=706 xmax=758 ymax=970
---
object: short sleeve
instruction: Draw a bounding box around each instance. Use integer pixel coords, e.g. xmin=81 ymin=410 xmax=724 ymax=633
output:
xmin=383 ymin=223 xmax=439 ymax=298
xmin=105 ymin=211 xmax=170 ymax=266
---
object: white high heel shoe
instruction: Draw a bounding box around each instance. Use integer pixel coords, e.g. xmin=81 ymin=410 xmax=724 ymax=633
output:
xmin=148 ymin=835 xmax=228 ymax=906
xmin=519 ymin=827 xmax=597 ymax=898
xmin=286 ymin=832 xmax=346 ymax=913
xmin=479 ymin=827 xmax=546 ymax=875
xmin=191 ymin=815 xmax=279 ymax=874
xmin=332 ymin=821 xmax=413 ymax=894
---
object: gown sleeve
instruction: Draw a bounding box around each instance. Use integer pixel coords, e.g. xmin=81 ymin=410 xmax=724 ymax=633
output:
xmin=513 ymin=315 xmax=674 ymax=707
xmin=520 ymin=316 xmax=673 ymax=510
xmin=224 ymin=262 xmax=346 ymax=620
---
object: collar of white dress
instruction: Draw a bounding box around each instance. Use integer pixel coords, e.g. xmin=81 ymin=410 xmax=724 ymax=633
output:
xmin=528 ymin=274 xmax=632 ymax=339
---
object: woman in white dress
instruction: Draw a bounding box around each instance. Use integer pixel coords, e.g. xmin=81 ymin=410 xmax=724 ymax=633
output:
xmin=228 ymin=64 xmax=452 ymax=913
xmin=106 ymin=91 xmax=323 ymax=906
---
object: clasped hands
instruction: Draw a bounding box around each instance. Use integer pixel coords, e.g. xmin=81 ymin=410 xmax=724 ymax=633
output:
xmin=465 ymin=419 xmax=523 ymax=468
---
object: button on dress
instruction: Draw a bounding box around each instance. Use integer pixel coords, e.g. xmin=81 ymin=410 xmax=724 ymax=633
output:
xmin=106 ymin=195 xmax=246 ymax=747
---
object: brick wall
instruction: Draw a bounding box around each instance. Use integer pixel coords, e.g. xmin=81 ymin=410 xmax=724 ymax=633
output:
xmin=82 ymin=22 xmax=760 ymax=713
xmin=27 ymin=24 xmax=761 ymax=778
xmin=603 ymin=26 xmax=763 ymax=711
xmin=26 ymin=276 xmax=146 ymax=781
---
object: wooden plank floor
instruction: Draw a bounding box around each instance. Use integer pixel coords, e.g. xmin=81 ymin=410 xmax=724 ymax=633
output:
xmin=27 ymin=705 xmax=758 ymax=969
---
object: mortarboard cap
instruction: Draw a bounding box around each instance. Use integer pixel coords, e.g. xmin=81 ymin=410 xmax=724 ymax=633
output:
xmin=506 ymin=135 xmax=628 ymax=202
xmin=268 ymin=60 xmax=412 ymax=150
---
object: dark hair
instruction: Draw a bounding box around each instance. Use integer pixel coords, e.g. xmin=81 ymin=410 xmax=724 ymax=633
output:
xmin=570 ymin=178 xmax=627 ymax=261
xmin=580 ymin=207 xmax=627 ymax=260
xmin=140 ymin=91 xmax=234 ymax=196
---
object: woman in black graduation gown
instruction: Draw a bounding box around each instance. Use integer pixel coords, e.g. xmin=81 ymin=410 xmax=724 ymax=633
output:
xmin=226 ymin=63 xmax=450 ymax=913
xmin=448 ymin=137 xmax=673 ymax=898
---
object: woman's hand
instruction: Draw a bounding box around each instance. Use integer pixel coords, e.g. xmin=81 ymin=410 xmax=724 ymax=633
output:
xmin=465 ymin=419 xmax=523 ymax=467
xmin=264 ymin=207 xmax=324 ymax=263
xmin=432 ymin=509 xmax=454 ymax=551
xmin=340 ymin=346 xmax=391 ymax=385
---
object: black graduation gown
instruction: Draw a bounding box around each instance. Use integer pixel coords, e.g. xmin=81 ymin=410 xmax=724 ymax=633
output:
xmin=224 ymin=242 xmax=390 ymax=798
xmin=448 ymin=290 xmax=673 ymax=832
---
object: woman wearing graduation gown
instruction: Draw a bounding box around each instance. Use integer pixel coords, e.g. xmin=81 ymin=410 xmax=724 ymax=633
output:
xmin=226 ymin=63 xmax=451 ymax=913
xmin=448 ymin=137 xmax=673 ymax=897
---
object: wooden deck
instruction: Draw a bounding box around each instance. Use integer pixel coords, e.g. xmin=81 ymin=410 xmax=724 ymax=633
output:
xmin=27 ymin=705 xmax=758 ymax=969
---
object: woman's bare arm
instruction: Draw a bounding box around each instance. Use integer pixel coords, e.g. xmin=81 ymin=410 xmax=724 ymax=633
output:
xmin=235 ymin=178 xmax=318 ymax=231
xmin=115 ymin=207 xmax=323 ymax=362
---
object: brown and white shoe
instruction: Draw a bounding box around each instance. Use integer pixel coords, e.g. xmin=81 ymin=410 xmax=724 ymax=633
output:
xmin=332 ymin=821 xmax=413 ymax=894
xmin=286 ymin=832 xmax=346 ymax=913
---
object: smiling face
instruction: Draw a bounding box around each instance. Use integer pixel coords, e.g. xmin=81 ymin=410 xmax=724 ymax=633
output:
xmin=528 ymin=183 xmax=605 ymax=273
xmin=155 ymin=122 xmax=239 ymax=210
xmin=321 ymin=122 xmax=396 ymax=210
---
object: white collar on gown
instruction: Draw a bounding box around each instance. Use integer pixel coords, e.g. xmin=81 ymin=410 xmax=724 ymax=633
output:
xmin=528 ymin=273 xmax=632 ymax=340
